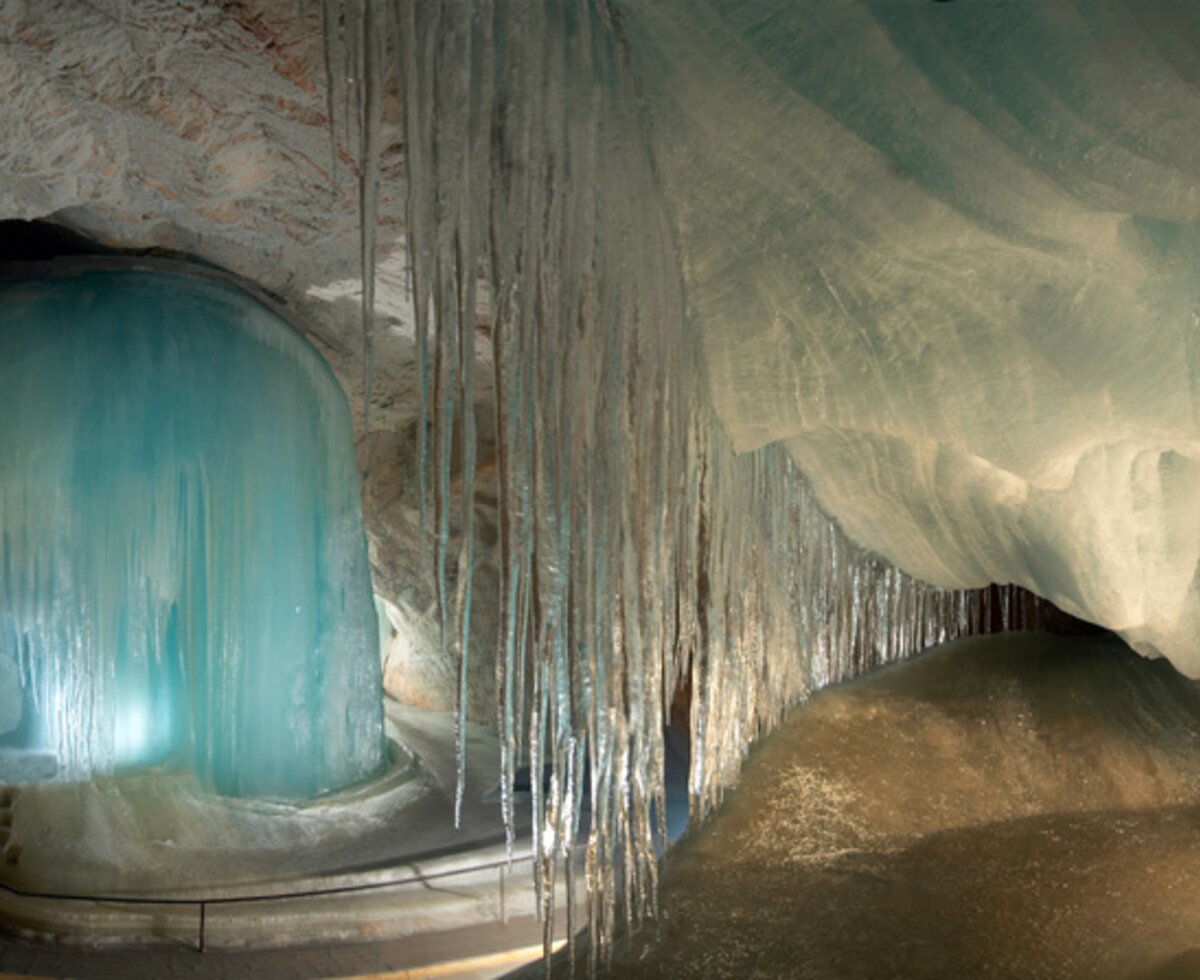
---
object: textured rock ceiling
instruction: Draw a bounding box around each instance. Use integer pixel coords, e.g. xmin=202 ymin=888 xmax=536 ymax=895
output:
xmin=4 ymin=1 xmax=1200 ymax=676
xmin=0 ymin=1 xmax=392 ymax=406
xmin=630 ymin=0 xmax=1200 ymax=671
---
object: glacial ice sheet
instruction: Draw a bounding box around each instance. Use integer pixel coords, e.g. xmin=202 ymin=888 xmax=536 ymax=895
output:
xmin=0 ymin=266 xmax=383 ymax=798
xmin=622 ymin=0 xmax=1200 ymax=673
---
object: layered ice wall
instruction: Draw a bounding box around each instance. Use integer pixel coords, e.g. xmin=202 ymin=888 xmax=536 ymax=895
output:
xmin=0 ymin=266 xmax=383 ymax=798
xmin=625 ymin=0 xmax=1200 ymax=673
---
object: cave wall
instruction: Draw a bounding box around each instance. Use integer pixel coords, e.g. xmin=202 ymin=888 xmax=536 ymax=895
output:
xmin=0 ymin=0 xmax=501 ymax=721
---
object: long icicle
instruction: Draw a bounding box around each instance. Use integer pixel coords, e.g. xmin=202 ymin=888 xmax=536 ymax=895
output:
xmin=325 ymin=3 xmax=1058 ymax=969
xmin=355 ymin=0 xmax=384 ymax=438
xmin=319 ymin=0 xmax=342 ymax=187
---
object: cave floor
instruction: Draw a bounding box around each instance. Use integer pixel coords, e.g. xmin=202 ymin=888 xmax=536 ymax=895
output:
xmin=605 ymin=631 xmax=1200 ymax=980
xmin=0 ymin=916 xmax=564 ymax=979
xmin=0 ymin=701 xmax=566 ymax=978
xmin=11 ymin=631 xmax=1200 ymax=978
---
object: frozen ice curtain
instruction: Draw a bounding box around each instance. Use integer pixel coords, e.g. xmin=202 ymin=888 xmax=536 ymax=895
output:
xmin=0 ymin=267 xmax=384 ymax=799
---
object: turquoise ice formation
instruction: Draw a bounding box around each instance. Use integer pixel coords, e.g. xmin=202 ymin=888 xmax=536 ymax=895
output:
xmin=0 ymin=265 xmax=383 ymax=798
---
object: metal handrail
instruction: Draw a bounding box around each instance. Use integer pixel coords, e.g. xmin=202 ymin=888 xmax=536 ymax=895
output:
xmin=0 ymin=848 xmax=545 ymax=953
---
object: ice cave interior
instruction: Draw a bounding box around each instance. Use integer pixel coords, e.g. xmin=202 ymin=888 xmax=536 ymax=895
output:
xmin=2 ymin=0 xmax=1200 ymax=976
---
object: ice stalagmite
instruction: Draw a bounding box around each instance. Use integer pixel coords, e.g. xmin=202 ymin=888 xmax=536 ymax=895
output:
xmin=0 ymin=266 xmax=384 ymax=799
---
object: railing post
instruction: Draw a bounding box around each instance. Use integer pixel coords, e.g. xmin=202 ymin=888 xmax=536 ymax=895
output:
xmin=499 ymin=865 xmax=506 ymax=925
xmin=198 ymin=901 xmax=206 ymax=953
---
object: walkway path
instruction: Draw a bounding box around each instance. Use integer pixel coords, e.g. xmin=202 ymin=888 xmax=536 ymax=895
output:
xmin=0 ymin=702 xmax=555 ymax=979
xmin=0 ymin=915 xmax=561 ymax=979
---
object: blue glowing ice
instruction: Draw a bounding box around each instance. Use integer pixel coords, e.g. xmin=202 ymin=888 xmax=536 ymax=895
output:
xmin=0 ymin=265 xmax=384 ymax=798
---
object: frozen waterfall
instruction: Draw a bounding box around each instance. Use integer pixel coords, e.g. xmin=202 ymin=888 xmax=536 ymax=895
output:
xmin=0 ymin=265 xmax=384 ymax=799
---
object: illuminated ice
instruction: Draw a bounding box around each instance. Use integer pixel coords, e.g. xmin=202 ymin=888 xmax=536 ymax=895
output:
xmin=623 ymin=0 xmax=1200 ymax=673
xmin=0 ymin=266 xmax=384 ymax=798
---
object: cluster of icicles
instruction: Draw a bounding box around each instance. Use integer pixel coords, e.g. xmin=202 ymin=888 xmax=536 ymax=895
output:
xmin=319 ymin=2 xmax=1042 ymax=969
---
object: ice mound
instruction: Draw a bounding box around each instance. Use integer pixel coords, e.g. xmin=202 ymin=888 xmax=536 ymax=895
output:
xmin=625 ymin=0 xmax=1200 ymax=672
xmin=5 ymin=736 xmax=424 ymax=896
xmin=610 ymin=631 xmax=1200 ymax=978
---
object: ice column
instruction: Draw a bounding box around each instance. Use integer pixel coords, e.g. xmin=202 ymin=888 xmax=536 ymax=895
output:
xmin=0 ymin=267 xmax=384 ymax=799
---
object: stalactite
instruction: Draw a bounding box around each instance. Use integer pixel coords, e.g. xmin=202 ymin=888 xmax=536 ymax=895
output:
xmin=354 ymin=0 xmax=385 ymax=436
xmin=323 ymin=2 xmax=1059 ymax=966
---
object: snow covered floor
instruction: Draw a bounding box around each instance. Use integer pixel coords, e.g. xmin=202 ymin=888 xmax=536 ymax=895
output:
xmin=605 ymin=631 xmax=1200 ymax=980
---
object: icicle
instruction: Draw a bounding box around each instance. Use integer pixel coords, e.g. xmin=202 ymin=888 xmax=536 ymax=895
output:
xmin=354 ymin=0 xmax=385 ymax=439
xmin=319 ymin=0 xmax=341 ymax=186
xmin=450 ymin=4 xmax=492 ymax=828
xmin=320 ymin=1 xmax=1064 ymax=966
xmin=340 ymin=0 xmax=359 ymax=158
xmin=393 ymin=2 xmax=433 ymax=554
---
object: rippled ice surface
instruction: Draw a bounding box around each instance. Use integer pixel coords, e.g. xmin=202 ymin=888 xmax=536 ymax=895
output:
xmin=608 ymin=632 xmax=1200 ymax=979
